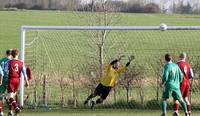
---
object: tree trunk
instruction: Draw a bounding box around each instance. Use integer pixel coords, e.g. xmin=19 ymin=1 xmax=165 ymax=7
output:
xmin=61 ymin=88 xmax=64 ymax=107
xmin=43 ymin=74 xmax=47 ymax=106
xmin=139 ymin=86 xmax=144 ymax=106
xmin=126 ymin=87 xmax=129 ymax=103
xmin=156 ymin=76 xmax=159 ymax=101
xmin=72 ymin=75 xmax=77 ymax=108
xmin=99 ymin=43 xmax=104 ymax=78
xmin=34 ymin=81 xmax=37 ymax=109
xmin=113 ymin=88 xmax=116 ymax=103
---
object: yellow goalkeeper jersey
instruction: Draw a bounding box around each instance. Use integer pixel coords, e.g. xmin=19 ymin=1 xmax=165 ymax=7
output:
xmin=100 ymin=64 xmax=127 ymax=87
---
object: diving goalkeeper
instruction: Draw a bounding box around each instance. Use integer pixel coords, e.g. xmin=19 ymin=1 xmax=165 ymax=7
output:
xmin=84 ymin=55 xmax=134 ymax=109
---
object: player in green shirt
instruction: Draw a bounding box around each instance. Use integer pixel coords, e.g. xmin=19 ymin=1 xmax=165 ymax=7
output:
xmin=0 ymin=49 xmax=12 ymax=116
xmin=160 ymin=54 xmax=189 ymax=116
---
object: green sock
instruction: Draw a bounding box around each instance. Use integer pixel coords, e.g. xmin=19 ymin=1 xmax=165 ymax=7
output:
xmin=180 ymin=100 xmax=188 ymax=113
xmin=161 ymin=101 xmax=167 ymax=114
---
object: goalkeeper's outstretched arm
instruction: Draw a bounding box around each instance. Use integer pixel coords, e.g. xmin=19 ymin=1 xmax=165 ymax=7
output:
xmin=126 ymin=55 xmax=134 ymax=67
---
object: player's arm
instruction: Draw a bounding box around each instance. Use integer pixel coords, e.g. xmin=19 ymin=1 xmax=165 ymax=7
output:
xmin=188 ymin=68 xmax=194 ymax=80
xmin=21 ymin=64 xmax=29 ymax=88
xmin=26 ymin=66 xmax=32 ymax=82
xmin=0 ymin=66 xmax=3 ymax=86
xmin=162 ymin=65 xmax=169 ymax=86
xmin=116 ymin=55 xmax=134 ymax=73
xmin=3 ymin=61 xmax=9 ymax=76
xmin=125 ymin=55 xmax=134 ymax=67
xmin=178 ymin=67 xmax=183 ymax=83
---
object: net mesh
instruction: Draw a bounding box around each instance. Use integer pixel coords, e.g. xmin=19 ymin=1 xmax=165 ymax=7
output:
xmin=23 ymin=28 xmax=200 ymax=109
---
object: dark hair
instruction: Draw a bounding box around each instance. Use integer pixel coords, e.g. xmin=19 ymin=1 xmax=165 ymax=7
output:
xmin=11 ymin=49 xmax=19 ymax=58
xmin=165 ymin=53 xmax=172 ymax=62
xmin=6 ymin=49 xmax=12 ymax=56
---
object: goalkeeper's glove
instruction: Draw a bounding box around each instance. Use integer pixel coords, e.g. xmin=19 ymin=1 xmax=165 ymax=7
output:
xmin=126 ymin=55 xmax=134 ymax=67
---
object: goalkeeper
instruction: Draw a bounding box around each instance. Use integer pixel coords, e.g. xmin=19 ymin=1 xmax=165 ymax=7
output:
xmin=84 ymin=55 xmax=134 ymax=109
xmin=160 ymin=54 xmax=189 ymax=116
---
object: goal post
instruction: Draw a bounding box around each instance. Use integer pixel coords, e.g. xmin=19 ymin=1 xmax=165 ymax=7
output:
xmin=20 ymin=25 xmax=200 ymax=107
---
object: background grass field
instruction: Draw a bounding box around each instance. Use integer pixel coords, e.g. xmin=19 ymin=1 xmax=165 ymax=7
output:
xmin=1 ymin=11 xmax=200 ymax=115
xmin=16 ymin=109 xmax=200 ymax=116
xmin=1 ymin=10 xmax=200 ymax=52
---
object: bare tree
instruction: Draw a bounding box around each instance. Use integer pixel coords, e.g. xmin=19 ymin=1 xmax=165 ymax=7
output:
xmin=150 ymin=57 xmax=164 ymax=101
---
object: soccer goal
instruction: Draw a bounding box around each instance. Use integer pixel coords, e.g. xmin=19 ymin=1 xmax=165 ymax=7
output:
xmin=20 ymin=25 xmax=200 ymax=108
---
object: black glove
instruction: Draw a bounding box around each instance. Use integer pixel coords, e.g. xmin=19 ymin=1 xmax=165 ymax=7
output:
xmin=126 ymin=55 xmax=134 ymax=67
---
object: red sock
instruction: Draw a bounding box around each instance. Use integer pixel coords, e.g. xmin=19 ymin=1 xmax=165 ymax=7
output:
xmin=187 ymin=105 xmax=191 ymax=112
xmin=173 ymin=103 xmax=179 ymax=112
xmin=9 ymin=104 xmax=14 ymax=112
xmin=0 ymin=101 xmax=3 ymax=112
xmin=9 ymin=98 xmax=18 ymax=109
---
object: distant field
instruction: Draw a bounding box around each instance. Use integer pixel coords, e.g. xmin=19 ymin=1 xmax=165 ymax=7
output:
xmin=1 ymin=10 xmax=200 ymax=52
xmin=1 ymin=11 xmax=200 ymax=110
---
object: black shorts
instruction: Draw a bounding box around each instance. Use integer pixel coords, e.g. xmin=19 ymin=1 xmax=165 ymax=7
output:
xmin=94 ymin=83 xmax=112 ymax=100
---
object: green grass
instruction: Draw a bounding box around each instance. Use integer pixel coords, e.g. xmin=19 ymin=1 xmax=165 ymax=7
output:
xmin=1 ymin=10 xmax=200 ymax=111
xmin=15 ymin=109 xmax=200 ymax=116
xmin=1 ymin=10 xmax=200 ymax=53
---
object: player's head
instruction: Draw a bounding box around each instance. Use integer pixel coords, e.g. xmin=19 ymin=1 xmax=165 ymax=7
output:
xmin=113 ymin=60 xmax=120 ymax=68
xmin=165 ymin=53 xmax=172 ymax=62
xmin=11 ymin=49 xmax=19 ymax=59
xmin=179 ymin=52 xmax=187 ymax=60
xmin=6 ymin=49 xmax=12 ymax=58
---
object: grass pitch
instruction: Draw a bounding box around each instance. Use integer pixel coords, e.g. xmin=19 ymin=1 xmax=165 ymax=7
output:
xmin=1 ymin=11 xmax=200 ymax=113
xmin=16 ymin=109 xmax=200 ymax=116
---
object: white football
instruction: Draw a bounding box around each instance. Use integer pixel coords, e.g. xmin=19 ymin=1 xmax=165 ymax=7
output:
xmin=159 ymin=23 xmax=167 ymax=31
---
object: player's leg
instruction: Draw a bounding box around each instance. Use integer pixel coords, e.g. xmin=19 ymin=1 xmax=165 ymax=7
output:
xmin=0 ymin=85 xmax=7 ymax=116
xmin=173 ymin=82 xmax=186 ymax=115
xmin=7 ymin=79 xmax=20 ymax=115
xmin=172 ymin=90 xmax=189 ymax=116
xmin=160 ymin=87 xmax=170 ymax=116
xmin=0 ymin=94 xmax=3 ymax=116
xmin=184 ymin=84 xmax=192 ymax=115
xmin=91 ymin=86 xmax=112 ymax=109
xmin=84 ymin=83 xmax=101 ymax=105
xmin=7 ymin=92 xmax=15 ymax=116
xmin=173 ymin=83 xmax=186 ymax=115
xmin=160 ymin=98 xmax=167 ymax=116
xmin=173 ymin=100 xmax=180 ymax=116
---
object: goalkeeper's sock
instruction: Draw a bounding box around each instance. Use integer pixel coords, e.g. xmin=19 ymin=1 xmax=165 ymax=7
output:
xmin=180 ymin=100 xmax=188 ymax=113
xmin=96 ymin=98 xmax=103 ymax=104
xmin=173 ymin=103 xmax=179 ymax=112
xmin=84 ymin=94 xmax=95 ymax=104
xmin=160 ymin=101 xmax=167 ymax=114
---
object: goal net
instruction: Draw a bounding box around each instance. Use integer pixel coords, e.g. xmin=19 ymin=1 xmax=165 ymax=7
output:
xmin=21 ymin=26 xmax=200 ymax=109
